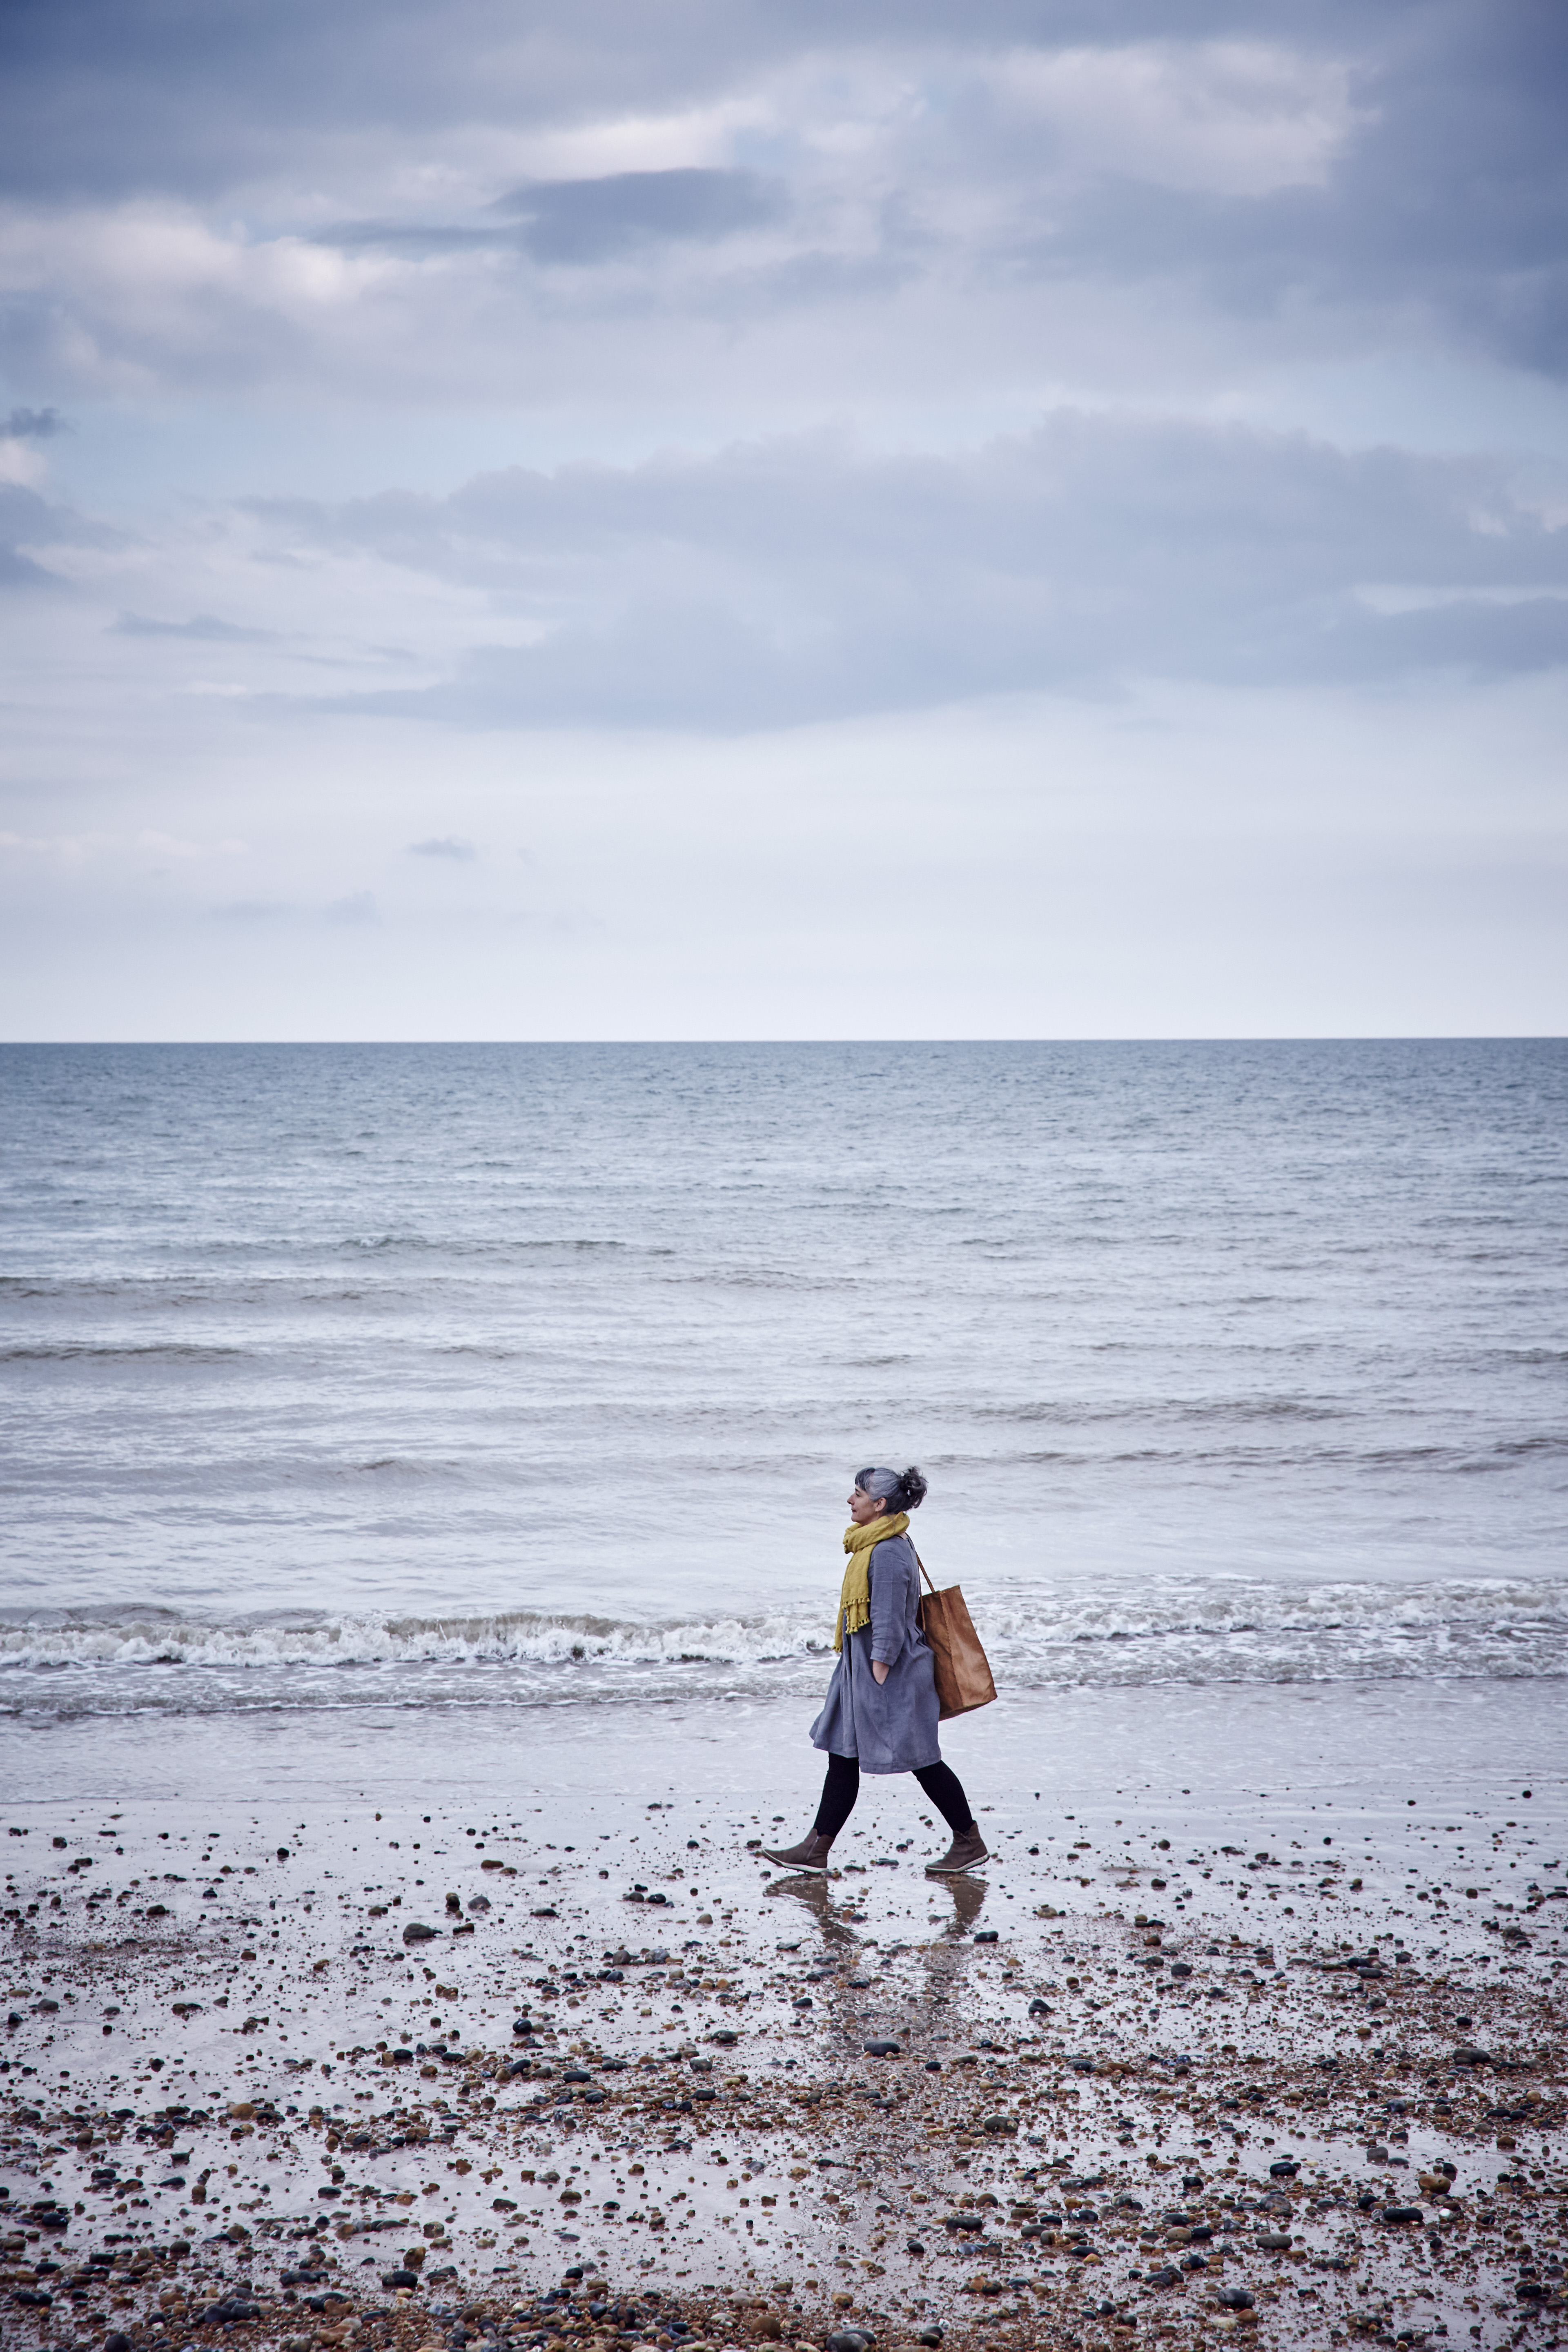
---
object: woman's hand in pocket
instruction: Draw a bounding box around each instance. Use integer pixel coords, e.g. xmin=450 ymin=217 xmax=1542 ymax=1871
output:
xmin=871 ymin=1659 xmax=890 ymax=1684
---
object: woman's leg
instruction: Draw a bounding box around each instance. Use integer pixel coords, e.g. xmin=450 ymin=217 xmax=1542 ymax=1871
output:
xmin=914 ymin=1761 xmax=978 ymax=1838
xmin=759 ymin=1753 xmax=858 ymax=1873
xmin=813 ymin=1753 xmax=861 ymax=1842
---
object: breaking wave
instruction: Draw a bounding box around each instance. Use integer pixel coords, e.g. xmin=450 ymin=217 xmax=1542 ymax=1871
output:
xmin=2 ymin=1573 xmax=1564 ymax=1723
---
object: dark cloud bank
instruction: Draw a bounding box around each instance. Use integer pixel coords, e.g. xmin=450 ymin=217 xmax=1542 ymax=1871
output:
xmin=3 ymin=2 xmax=1567 ymax=382
xmin=255 ymin=414 xmax=1568 ymax=730
xmin=1 ymin=2 xmax=1564 ymax=732
xmin=327 ymin=169 xmax=782 ymax=265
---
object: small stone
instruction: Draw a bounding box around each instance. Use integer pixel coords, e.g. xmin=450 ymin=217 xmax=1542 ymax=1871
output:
xmin=402 ymin=1922 xmax=439 ymax=1944
xmin=973 ymin=1929 xmax=998 ymax=1944
xmin=864 ymin=2038 xmax=901 ymax=2057
xmin=1257 ymin=2231 xmax=1293 ymax=2251
xmin=1217 ymin=2288 xmax=1255 ymax=2311
xmin=1381 ymin=2206 xmax=1425 ymax=2226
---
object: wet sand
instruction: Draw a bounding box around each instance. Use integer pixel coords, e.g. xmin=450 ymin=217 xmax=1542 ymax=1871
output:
xmin=3 ymin=1764 xmax=1566 ymax=2352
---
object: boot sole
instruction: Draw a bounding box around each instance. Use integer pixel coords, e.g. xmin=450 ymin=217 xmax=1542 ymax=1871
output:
xmin=924 ymin=1852 xmax=989 ymax=1875
xmin=760 ymin=1853 xmax=829 ymax=1874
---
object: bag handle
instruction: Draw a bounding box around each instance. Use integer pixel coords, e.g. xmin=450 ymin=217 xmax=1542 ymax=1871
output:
xmin=914 ymin=1548 xmax=938 ymax=1597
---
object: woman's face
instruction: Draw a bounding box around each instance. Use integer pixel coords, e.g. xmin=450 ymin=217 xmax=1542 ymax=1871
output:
xmin=847 ymin=1483 xmax=885 ymax=1524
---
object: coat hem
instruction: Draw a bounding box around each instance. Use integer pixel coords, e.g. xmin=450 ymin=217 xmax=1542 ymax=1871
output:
xmin=808 ymin=1732 xmax=943 ymax=1775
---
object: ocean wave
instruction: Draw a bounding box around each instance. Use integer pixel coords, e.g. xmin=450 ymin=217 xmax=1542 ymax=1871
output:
xmin=0 ymin=1603 xmax=832 ymax=1675
xmin=2 ymin=1577 xmax=1564 ymax=1696
xmin=0 ymin=1343 xmax=249 ymax=1363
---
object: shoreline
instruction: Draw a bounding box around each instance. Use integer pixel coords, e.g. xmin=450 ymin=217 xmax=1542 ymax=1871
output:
xmin=4 ymin=1673 xmax=1562 ymax=1809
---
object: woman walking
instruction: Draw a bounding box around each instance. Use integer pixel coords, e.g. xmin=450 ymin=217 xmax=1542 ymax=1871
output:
xmin=761 ymin=1466 xmax=987 ymax=1877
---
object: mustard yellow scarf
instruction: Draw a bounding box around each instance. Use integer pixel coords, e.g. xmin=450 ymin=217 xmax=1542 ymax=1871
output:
xmin=833 ymin=1512 xmax=910 ymax=1651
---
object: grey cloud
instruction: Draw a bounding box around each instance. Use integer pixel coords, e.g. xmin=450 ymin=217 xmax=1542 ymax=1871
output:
xmin=259 ymin=415 xmax=1568 ymax=730
xmin=494 ymin=169 xmax=782 ymax=263
xmin=1017 ymin=9 xmax=1568 ymax=376
xmin=325 ymin=890 xmax=379 ymax=924
xmin=313 ymin=222 xmax=509 ymax=256
xmin=0 ymin=484 xmax=73 ymax=589
xmin=407 ymin=835 xmax=476 ymax=859
xmin=0 ymin=2 xmax=1296 ymax=202
xmin=114 ymin=611 xmax=277 ymax=641
xmin=216 ymin=891 xmax=380 ymax=924
xmin=3 ymin=406 xmax=67 ymax=440
xmin=319 ymin=169 xmax=780 ymax=267
xmin=1322 ymin=594 xmax=1568 ymax=680
xmin=3 ymin=2 xmax=1564 ymax=398
xmin=0 ymin=546 xmax=57 ymax=588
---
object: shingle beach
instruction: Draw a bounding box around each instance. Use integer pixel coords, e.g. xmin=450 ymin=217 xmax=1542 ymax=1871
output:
xmin=4 ymin=1784 xmax=1564 ymax=2352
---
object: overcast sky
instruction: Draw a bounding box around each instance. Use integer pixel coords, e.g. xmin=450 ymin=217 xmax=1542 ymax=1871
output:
xmin=2 ymin=0 xmax=1565 ymax=1038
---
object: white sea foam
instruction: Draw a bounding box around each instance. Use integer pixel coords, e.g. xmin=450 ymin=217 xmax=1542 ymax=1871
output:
xmin=2 ymin=1575 xmax=1564 ymax=1724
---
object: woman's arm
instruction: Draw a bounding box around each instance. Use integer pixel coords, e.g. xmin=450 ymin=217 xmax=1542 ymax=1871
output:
xmin=869 ymin=1540 xmax=912 ymax=1682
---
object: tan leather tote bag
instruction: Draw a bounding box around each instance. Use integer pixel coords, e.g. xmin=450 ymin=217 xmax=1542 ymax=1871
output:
xmin=915 ymin=1552 xmax=997 ymax=1721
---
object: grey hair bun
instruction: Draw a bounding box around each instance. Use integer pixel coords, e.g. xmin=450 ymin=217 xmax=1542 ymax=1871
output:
xmin=895 ymin=1466 xmax=928 ymax=1512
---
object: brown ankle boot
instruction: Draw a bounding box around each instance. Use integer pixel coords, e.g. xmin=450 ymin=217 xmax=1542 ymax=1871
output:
xmin=759 ymin=1831 xmax=834 ymax=1874
xmin=925 ymin=1825 xmax=989 ymax=1875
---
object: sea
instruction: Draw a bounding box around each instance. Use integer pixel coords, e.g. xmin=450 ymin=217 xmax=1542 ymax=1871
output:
xmin=2 ymin=1039 xmax=1565 ymax=1813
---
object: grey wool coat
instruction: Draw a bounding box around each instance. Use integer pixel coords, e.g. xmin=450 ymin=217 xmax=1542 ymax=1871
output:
xmin=809 ymin=1532 xmax=942 ymax=1775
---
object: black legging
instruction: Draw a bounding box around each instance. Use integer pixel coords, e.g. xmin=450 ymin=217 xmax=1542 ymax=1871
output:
xmin=811 ymin=1752 xmax=974 ymax=1843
